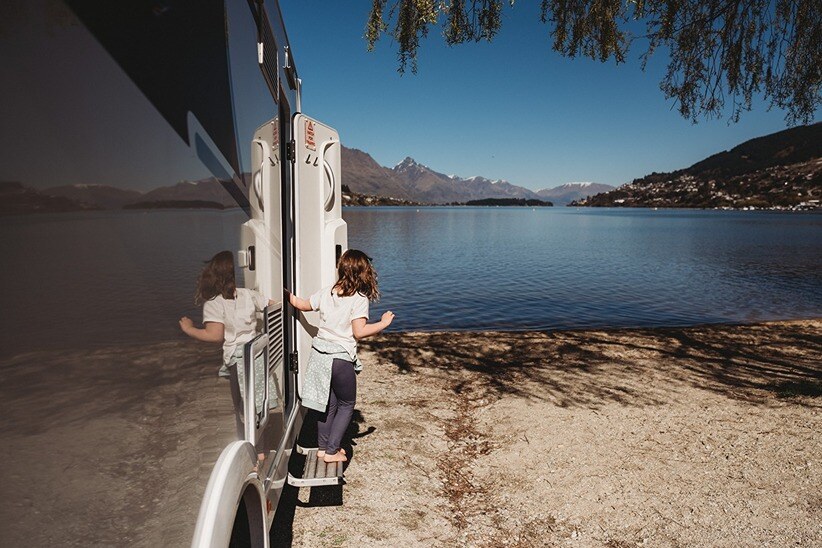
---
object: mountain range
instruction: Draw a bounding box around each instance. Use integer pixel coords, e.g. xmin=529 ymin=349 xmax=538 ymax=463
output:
xmin=11 ymin=122 xmax=813 ymax=214
xmin=8 ymin=150 xmax=609 ymax=213
xmin=341 ymin=148 xmax=612 ymax=205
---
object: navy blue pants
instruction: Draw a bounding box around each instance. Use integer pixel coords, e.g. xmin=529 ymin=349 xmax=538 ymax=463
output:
xmin=317 ymin=358 xmax=357 ymax=455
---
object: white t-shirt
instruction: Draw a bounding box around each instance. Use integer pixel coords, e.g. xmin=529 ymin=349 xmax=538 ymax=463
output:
xmin=202 ymin=288 xmax=268 ymax=364
xmin=309 ymin=285 xmax=369 ymax=358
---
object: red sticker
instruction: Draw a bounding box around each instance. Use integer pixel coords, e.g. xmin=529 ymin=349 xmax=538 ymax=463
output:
xmin=305 ymin=119 xmax=316 ymax=151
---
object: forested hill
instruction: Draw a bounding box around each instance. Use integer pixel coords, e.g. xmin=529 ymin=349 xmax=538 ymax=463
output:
xmin=572 ymin=123 xmax=821 ymax=210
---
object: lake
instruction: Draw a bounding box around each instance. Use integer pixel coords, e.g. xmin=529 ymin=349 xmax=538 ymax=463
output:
xmin=0 ymin=207 xmax=819 ymax=357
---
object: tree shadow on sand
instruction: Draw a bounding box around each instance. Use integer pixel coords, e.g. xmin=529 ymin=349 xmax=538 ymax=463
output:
xmin=362 ymin=321 xmax=821 ymax=409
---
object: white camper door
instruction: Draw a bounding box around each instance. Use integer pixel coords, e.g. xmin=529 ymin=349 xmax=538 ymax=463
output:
xmin=293 ymin=114 xmax=348 ymax=397
xmin=239 ymin=118 xmax=286 ymax=453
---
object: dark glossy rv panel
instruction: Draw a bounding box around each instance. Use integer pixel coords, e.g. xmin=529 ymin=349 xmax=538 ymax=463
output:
xmin=0 ymin=1 xmax=305 ymax=545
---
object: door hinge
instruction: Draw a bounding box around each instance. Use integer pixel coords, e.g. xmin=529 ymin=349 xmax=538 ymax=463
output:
xmin=286 ymin=140 xmax=295 ymax=163
xmin=289 ymin=351 xmax=298 ymax=373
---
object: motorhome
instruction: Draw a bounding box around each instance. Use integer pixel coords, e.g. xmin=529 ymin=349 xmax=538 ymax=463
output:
xmin=1 ymin=1 xmax=343 ymax=545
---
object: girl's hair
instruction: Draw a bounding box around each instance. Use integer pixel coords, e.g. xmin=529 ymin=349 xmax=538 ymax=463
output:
xmin=334 ymin=249 xmax=379 ymax=301
xmin=195 ymin=250 xmax=236 ymax=305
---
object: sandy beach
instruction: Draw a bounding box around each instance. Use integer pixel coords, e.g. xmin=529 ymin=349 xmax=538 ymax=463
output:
xmin=0 ymin=320 xmax=819 ymax=546
xmin=282 ymin=320 xmax=821 ymax=547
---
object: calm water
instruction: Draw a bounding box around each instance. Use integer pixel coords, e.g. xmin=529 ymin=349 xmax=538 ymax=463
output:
xmin=350 ymin=207 xmax=822 ymax=331
xmin=0 ymin=207 xmax=820 ymax=356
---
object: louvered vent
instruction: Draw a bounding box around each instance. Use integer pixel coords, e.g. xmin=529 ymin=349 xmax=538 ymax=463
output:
xmin=265 ymin=305 xmax=284 ymax=368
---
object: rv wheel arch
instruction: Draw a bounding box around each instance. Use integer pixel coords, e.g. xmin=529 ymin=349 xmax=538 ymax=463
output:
xmin=192 ymin=441 xmax=267 ymax=548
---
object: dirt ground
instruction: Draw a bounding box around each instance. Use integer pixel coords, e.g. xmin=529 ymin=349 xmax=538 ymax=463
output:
xmin=284 ymin=320 xmax=821 ymax=547
xmin=0 ymin=320 xmax=818 ymax=546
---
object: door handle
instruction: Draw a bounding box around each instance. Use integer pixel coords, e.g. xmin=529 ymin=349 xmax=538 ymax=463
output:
xmin=252 ymin=139 xmax=267 ymax=210
xmin=316 ymin=139 xmax=338 ymax=211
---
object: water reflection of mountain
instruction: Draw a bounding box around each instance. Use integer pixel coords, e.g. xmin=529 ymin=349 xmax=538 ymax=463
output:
xmin=3 ymin=177 xmax=248 ymax=214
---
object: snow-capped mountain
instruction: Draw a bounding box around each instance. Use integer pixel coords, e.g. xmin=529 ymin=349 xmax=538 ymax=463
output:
xmin=342 ymin=149 xmax=545 ymax=203
xmin=394 ymin=157 xmax=544 ymax=203
xmin=342 ymin=148 xmax=617 ymax=204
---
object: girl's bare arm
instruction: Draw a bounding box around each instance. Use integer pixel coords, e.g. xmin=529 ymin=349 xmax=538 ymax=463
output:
xmin=286 ymin=290 xmax=313 ymax=312
xmin=352 ymin=311 xmax=394 ymax=340
xmin=179 ymin=317 xmax=225 ymax=342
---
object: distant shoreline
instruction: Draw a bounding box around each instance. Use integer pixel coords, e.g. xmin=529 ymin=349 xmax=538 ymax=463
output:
xmin=4 ymin=204 xmax=821 ymax=217
xmin=341 ymin=204 xmax=822 ymax=213
xmin=6 ymin=206 xmax=820 ymax=216
xmin=568 ymin=203 xmax=821 ymax=212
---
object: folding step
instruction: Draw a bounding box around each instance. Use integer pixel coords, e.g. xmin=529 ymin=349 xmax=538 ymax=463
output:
xmin=287 ymin=447 xmax=344 ymax=487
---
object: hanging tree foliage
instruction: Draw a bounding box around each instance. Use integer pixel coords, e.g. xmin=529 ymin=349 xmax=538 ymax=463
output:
xmin=365 ymin=0 xmax=821 ymax=124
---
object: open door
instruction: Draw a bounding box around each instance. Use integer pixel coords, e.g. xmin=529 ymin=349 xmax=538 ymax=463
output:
xmin=292 ymin=114 xmax=347 ymax=398
xmin=238 ymin=118 xmax=286 ymax=464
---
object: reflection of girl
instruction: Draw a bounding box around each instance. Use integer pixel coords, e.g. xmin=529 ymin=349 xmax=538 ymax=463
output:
xmin=288 ymin=250 xmax=394 ymax=464
xmin=179 ymin=250 xmax=270 ymax=377
xmin=180 ymin=251 xmax=274 ymax=468
xmin=179 ymin=251 xmax=272 ymax=445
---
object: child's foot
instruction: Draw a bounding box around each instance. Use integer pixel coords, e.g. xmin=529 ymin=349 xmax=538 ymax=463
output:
xmin=323 ymin=451 xmax=347 ymax=463
xmin=316 ymin=448 xmax=345 ymax=458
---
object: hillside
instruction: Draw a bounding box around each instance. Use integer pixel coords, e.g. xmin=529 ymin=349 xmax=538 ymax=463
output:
xmin=573 ymin=123 xmax=822 ymax=210
xmin=341 ymin=147 xmax=413 ymax=200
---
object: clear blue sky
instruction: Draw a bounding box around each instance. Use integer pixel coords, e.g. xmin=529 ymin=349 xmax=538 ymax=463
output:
xmin=281 ymin=2 xmax=815 ymax=191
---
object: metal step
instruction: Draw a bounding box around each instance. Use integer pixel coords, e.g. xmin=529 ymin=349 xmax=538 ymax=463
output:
xmin=287 ymin=447 xmax=344 ymax=487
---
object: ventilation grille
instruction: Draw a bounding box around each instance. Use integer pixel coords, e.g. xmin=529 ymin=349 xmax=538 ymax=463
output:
xmin=265 ymin=305 xmax=284 ymax=367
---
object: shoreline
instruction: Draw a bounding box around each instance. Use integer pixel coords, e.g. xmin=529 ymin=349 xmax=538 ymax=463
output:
xmin=2 ymin=318 xmax=819 ymax=364
xmin=376 ymin=315 xmax=822 ymax=336
xmin=3 ymin=205 xmax=820 ymax=219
